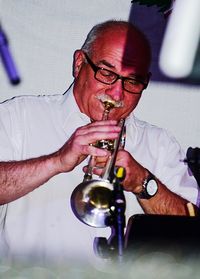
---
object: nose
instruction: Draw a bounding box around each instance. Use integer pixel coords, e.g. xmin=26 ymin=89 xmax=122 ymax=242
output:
xmin=105 ymin=79 xmax=124 ymax=101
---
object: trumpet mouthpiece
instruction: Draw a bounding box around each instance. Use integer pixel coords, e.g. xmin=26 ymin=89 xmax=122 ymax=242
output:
xmin=96 ymin=93 xmax=123 ymax=109
xmin=103 ymin=100 xmax=115 ymax=111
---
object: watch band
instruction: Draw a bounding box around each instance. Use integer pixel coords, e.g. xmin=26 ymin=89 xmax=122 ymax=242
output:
xmin=136 ymin=170 xmax=158 ymax=199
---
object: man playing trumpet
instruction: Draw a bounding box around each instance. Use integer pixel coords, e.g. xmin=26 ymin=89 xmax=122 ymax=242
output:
xmin=0 ymin=20 xmax=199 ymax=265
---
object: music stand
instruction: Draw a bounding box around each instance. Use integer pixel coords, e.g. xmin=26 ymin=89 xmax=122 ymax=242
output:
xmin=124 ymin=214 xmax=200 ymax=261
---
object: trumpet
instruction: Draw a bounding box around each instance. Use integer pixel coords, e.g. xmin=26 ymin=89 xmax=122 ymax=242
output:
xmin=70 ymin=96 xmax=126 ymax=228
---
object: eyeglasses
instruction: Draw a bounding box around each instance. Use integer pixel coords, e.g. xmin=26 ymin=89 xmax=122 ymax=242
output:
xmin=84 ymin=52 xmax=149 ymax=94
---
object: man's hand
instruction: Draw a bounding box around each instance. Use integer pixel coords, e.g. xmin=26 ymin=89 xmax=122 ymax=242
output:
xmin=55 ymin=120 xmax=121 ymax=173
xmin=89 ymin=149 xmax=146 ymax=194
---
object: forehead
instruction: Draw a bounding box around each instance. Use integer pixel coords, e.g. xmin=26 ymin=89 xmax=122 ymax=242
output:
xmin=91 ymin=28 xmax=150 ymax=75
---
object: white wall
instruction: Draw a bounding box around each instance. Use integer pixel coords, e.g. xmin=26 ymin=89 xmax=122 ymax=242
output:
xmin=0 ymin=0 xmax=200 ymax=151
xmin=135 ymin=82 xmax=200 ymax=151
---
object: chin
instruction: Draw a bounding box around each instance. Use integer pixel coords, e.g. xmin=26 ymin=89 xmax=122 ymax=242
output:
xmin=89 ymin=112 xmax=103 ymax=121
xmin=108 ymin=111 xmax=122 ymax=121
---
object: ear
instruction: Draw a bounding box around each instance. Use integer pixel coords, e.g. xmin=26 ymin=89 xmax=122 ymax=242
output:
xmin=73 ymin=50 xmax=85 ymax=78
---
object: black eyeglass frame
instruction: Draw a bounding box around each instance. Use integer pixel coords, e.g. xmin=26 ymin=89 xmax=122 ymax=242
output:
xmin=83 ymin=52 xmax=150 ymax=94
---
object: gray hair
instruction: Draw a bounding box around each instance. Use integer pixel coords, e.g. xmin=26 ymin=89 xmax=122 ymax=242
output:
xmin=81 ymin=20 xmax=151 ymax=58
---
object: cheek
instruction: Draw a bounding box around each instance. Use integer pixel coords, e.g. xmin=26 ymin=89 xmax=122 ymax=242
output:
xmin=82 ymin=85 xmax=108 ymax=120
xmin=124 ymin=95 xmax=141 ymax=111
xmin=88 ymin=98 xmax=105 ymax=120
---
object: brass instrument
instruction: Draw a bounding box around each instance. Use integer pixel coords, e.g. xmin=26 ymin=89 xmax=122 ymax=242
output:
xmin=70 ymin=98 xmax=125 ymax=228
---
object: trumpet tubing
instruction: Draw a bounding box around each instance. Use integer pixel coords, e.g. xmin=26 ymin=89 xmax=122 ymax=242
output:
xmin=70 ymin=98 xmax=126 ymax=228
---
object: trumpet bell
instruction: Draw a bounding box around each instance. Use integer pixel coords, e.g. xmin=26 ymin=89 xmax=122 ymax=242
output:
xmin=71 ymin=179 xmax=114 ymax=228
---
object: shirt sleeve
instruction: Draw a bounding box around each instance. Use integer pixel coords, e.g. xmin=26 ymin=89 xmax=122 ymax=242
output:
xmin=0 ymin=98 xmax=24 ymax=161
xmin=154 ymin=128 xmax=199 ymax=206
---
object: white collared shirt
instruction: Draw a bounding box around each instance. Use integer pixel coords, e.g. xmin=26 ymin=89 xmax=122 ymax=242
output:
xmin=0 ymin=84 xmax=199 ymax=265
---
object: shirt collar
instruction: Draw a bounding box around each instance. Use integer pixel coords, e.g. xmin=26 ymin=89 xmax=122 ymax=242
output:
xmin=61 ymin=84 xmax=90 ymax=134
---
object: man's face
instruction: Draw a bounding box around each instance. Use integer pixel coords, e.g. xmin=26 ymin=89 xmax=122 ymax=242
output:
xmin=73 ymin=28 xmax=150 ymax=121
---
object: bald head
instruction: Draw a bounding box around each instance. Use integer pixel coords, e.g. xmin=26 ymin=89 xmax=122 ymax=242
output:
xmin=81 ymin=20 xmax=151 ymax=72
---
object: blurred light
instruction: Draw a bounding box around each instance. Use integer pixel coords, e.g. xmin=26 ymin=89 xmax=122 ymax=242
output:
xmin=159 ymin=0 xmax=200 ymax=78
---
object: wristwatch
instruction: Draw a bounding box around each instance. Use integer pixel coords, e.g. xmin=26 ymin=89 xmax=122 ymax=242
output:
xmin=136 ymin=171 xmax=158 ymax=199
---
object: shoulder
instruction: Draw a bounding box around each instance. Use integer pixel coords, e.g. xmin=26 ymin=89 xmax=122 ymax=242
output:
xmin=127 ymin=114 xmax=181 ymax=149
xmin=127 ymin=114 xmax=166 ymax=135
xmin=0 ymin=93 xmax=64 ymax=108
xmin=0 ymin=93 xmax=66 ymax=119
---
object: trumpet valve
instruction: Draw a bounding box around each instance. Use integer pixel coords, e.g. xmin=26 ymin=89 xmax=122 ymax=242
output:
xmin=94 ymin=139 xmax=114 ymax=151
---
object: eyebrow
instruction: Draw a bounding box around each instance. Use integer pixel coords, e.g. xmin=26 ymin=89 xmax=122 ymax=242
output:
xmin=98 ymin=59 xmax=115 ymax=69
xmin=97 ymin=58 xmax=147 ymax=81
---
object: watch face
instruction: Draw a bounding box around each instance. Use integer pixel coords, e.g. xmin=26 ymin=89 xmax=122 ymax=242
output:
xmin=147 ymin=179 xmax=158 ymax=196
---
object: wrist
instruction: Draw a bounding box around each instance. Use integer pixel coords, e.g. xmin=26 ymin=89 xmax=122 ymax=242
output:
xmin=133 ymin=168 xmax=149 ymax=194
xmin=135 ymin=169 xmax=158 ymax=200
xmin=45 ymin=151 xmax=66 ymax=175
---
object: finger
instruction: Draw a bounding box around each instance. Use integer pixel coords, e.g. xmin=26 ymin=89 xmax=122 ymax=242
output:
xmin=83 ymin=165 xmax=103 ymax=176
xmin=76 ymin=120 xmax=120 ymax=134
xmin=74 ymin=131 xmax=120 ymax=148
xmin=95 ymin=155 xmax=110 ymax=164
xmin=80 ymin=144 xmax=110 ymax=157
xmin=77 ymin=124 xmax=121 ymax=137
